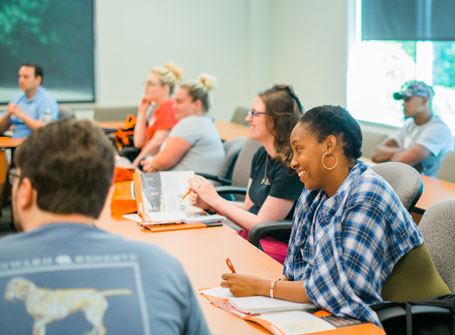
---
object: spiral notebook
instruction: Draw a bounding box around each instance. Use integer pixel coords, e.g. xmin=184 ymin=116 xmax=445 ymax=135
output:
xmin=229 ymin=296 xmax=316 ymax=314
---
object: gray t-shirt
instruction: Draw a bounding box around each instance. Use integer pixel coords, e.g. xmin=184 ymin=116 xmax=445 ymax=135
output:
xmin=169 ymin=115 xmax=225 ymax=174
xmin=0 ymin=223 xmax=210 ymax=335
xmin=393 ymin=116 xmax=453 ymax=177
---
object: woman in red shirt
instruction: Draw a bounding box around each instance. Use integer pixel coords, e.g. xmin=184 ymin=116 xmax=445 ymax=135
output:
xmin=131 ymin=62 xmax=182 ymax=166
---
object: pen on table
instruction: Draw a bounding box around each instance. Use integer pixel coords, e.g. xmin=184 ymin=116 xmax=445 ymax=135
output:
xmin=226 ymin=257 xmax=236 ymax=273
xmin=181 ymin=188 xmax=193 ymax=200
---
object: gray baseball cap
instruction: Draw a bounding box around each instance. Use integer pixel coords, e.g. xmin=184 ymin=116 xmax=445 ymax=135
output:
xmin=393 ymin=80 xmax=434 ymax=100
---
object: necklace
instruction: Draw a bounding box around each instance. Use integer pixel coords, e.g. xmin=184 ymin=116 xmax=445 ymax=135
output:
xmin=261 ymin=155 xmax=271 ymax=185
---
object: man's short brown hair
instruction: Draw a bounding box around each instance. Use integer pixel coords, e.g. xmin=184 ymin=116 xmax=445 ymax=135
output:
xmin=14 ymin=119 xmax=115 ymax=218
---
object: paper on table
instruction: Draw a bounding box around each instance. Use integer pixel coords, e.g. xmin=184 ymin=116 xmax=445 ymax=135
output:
xmin=200 ymin=287 xmax=233 ymax=299
xmin=229 ymin=296 xmax=316 ymax=314
xmin=250 ymin=311 xmax=335 ymax=335
xmin=122 ymin=213 xmax=143 ymax=222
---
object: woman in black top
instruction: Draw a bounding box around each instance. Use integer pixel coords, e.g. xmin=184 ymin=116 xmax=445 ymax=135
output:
xmin=188 ymin=85 xmax=303 ymax=263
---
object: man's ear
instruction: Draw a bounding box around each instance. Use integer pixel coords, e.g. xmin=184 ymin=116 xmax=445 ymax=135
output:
xmin=16 ymin=177 xmax=35 ymax=210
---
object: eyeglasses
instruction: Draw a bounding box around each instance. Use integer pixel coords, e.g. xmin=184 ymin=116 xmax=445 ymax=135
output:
xmin=248 ymin=109 xmax=266 ymax=118
xmin=144 ymin=81 xmax=161 ymax=87
xmin=8 ymin=168 xmax=20 ymax=185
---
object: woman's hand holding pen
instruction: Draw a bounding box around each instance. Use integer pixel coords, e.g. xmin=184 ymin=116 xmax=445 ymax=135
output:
xmin=221 ymin=257 xmax=268 ymax=297
xmin=187 ymin=175 xmax=221 ymax=210
xmin=221 ymin=272 xmax=268 ymax=297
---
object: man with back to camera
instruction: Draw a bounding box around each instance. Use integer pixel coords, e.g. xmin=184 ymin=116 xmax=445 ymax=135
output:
xmin=0 ymin=62 xmax=58 ymax=138
xmin=0 ymin=119 xmax=210 ymax=335
xmin=372 ymin=80 xmax=453 ymax=177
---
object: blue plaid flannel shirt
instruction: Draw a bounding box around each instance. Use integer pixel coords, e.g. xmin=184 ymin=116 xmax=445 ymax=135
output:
xmin=283 ymin=160 xmax=423 ymax=325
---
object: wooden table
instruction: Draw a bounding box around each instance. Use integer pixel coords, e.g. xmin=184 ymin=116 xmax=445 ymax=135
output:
xmin=214 ymin=120 xmax=250 ymax=141
xmin=97 ymin=120 xmax=250 ymax=142
xmin=95 ymin=203 xmax=282 ymax=335
xmin=97 ymin=121 xmax=124 ymax=131
xmin=0 ymin=137 xmax=25 ymax=148
xmin=414 ymin=175 xmax=455 ymax=213
xmin=96 ymin=189 xmax=383 ymax=335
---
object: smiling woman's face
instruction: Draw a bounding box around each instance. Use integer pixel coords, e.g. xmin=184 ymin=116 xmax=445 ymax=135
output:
xmin=290 ymin=123 xmax=326 ymax=191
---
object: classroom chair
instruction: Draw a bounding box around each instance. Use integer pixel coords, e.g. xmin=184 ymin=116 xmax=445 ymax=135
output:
xmin=214 ymin=138 xmax=261 ymax=201
xmin=94 ymin=106 xmax=137 ymax=122
xmin=372 ymin=162 xmax=423 ymax=212
xmin=58 ymin=106 xmax=76 ymax=120
xmin=196 ymin=137 xmax=246 ymax=186
xmin=418 ymin=199 xmax=455 ymax=293
xmin=361 ymin=130 xmax=387 ymax=158
xmin=436 ymin=151 xmax=455 ymax=183
xmin=230 ymin=107 xmax=249 ymax=126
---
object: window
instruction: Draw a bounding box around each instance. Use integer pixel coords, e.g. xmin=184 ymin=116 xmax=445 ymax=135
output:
xmin=0 ymin=0 xmax=95 ymax=103
xmin=348 ymin=0 xmax=455 ymax=133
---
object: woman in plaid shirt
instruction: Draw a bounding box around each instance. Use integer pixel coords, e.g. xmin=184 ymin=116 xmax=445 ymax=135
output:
xmin=221 ymin=105 xmax=449 ymax=325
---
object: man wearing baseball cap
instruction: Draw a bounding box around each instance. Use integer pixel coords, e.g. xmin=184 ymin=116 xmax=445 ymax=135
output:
xmin=372 ymin=80 xmax=453 ymax=177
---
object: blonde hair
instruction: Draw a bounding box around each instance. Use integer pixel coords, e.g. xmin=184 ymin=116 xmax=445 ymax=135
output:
xmin=180 ymin=73 xmax=216 ymax=113
xmin=151 ymin=62 xmax=183 ymax=95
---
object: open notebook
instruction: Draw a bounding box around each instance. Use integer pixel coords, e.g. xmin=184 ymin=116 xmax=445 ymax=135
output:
xmin=229 ymin=296 xmax=316 ymax=314
xmin=200 ymin=287 xmax=384 ymax=335
xmin=134 ymin=171 xmax=225 ymax=225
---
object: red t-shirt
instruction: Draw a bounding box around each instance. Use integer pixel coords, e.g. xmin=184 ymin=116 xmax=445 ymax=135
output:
xmin=146 ymin=99 xmax=178 ymax=141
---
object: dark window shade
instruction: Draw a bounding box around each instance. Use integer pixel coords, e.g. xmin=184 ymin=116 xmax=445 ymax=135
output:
xmin=0 ymin=0 xmax=95 ymax=103
xmin=362 ymin=0 xmax=455 ymax=41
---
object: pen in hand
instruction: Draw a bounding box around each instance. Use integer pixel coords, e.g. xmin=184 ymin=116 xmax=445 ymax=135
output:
xmin=226 ymin=257 xmax=236 ymax=273
xmin=181 ymin=188 xmax=193 ymax=200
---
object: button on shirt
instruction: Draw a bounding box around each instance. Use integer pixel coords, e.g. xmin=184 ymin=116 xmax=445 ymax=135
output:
xmin=283 ymin=161 xmax=423 ymax=325
xmin=9 ymin=87 xmax=58 ymax=138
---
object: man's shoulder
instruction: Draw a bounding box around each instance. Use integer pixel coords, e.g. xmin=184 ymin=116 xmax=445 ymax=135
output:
xmin=37 ymin=86 xmax=57 ymax=102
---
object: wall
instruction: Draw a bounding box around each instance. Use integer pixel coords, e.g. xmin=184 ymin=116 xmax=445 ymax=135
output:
xmin=93 ymin=0 xmax=353 ymax=121
xmin=95 ymin=0 xmax=259 ymax=121
xmin=269 ymin=0 xmax=349 ymax=110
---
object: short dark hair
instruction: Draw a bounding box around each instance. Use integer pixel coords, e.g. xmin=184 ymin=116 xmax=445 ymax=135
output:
xmin=21 ymin=62 xmax=44 ymax=84
xmin=259 ymin=84 xmax=303 ymax=166
xmin=14 ymin=119 xmax=115 ymax=218
xmin=299 ymin=105 xmax=363 ymax=160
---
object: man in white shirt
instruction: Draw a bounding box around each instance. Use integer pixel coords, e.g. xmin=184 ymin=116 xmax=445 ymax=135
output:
xmin=372 ymin=80 xmax=453 ymax=177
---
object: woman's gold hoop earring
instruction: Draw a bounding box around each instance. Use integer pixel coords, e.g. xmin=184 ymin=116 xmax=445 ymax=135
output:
xmin=321 ymin=152 xmax=338 ymax=170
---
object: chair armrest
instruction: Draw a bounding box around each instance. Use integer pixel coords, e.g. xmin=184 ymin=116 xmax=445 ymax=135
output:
xmin=215 ymin=186 xmax=247 ymax=195
xmin=215 ymin=186 xmax=247 ymax=202
xmin=195 ymin=172 xmax=232 ymax=186
xmin=374 ymin=304 xmax=451 ymax=327
xmin=248 ymin=220 xmax=292 ymax=249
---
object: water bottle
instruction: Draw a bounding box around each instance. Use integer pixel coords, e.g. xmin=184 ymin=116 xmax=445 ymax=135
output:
xmin=43 ymin=108 xmax=53 ymax=124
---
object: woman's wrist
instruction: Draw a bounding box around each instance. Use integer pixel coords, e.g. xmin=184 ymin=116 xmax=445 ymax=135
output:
xmin=255 ymin=278 xmax=272 ymax=297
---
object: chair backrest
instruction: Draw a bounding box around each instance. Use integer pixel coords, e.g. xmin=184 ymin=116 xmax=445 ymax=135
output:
xmin=230 ymin=107 xmax=249 ymax=126
xmin=231 ymin=138 xmax=261 ymax=187
xmin=219 ymin=137 xmax=247 ymax=180
xmin=418 ymin=200 xmax=455 ymax=293
xmin=361 ymin=130 xmax=387 ymax=158
xmin=372 ymin=162 xmax=423 ymax=211
xmin=58 ymin=106 xmax=76 ymax=120
xmin=94 ymin=106 xmax=137 ymax=121
xmin=436 ymin=151 xmax=455 ymax=183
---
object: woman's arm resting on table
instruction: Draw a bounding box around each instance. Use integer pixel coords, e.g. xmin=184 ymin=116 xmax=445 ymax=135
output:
xmin=221 ymin=273 xmax=311 ymax=303
xmin=141 ymin=136 xmax=191 ymax=172
xmin=133 ymin=129 xmax=170 ymax=166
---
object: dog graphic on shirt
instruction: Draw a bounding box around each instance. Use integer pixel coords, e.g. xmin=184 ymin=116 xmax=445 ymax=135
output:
xmin=4 ymin=277 xmax=133 ymax=335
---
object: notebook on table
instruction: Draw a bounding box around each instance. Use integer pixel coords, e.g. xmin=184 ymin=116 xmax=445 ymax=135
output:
xmin=134 ymin=171 xmax=225 ymax=230
xmin=200 ymin=287 xmax=385 ymax=335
